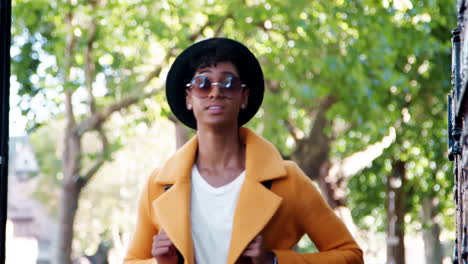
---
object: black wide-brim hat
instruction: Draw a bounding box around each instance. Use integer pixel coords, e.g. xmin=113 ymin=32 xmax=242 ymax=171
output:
xmin=165 ymin=38 xmax=265 ymax=130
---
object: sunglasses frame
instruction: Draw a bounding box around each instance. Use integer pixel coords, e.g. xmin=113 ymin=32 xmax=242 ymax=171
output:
xmin=186 ymin=75 xmax=246 ymax=97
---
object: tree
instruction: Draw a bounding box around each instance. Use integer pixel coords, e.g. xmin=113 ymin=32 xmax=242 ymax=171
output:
xmin=346 ymin=2 xmax=456 ymax=262
xmin=12 ymin=0 xmax=456 ymax=262
xmin=12 ymin=0 xmax=230 ymax=262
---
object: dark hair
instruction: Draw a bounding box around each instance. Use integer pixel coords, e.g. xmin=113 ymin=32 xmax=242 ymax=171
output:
xmin=187 ymin=41 xmax=249 ymax=82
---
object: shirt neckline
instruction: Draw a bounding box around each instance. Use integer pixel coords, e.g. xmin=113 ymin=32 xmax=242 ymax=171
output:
xmin=192 ymin=165 xmax=246 ymax=193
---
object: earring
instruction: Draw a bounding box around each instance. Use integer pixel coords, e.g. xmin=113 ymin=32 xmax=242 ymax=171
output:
xmin=187 ymin=104 xmax=192 ymax=110
xmin=241 ymin=104 xmax=247 ymax=109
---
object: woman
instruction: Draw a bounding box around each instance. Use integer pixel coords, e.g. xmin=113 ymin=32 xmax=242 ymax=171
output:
xmin=124 ymin=38 xmax=363 ymax=264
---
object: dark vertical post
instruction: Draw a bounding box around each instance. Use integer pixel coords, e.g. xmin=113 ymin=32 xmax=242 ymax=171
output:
xmin=453 ymin=27 xmax=461 ymax=100
xmin=0 ymin=0 xmax=11 ymax=263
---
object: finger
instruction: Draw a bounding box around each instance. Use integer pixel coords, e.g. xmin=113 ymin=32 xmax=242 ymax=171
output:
xmin=152 ymin=235 xmax=159 ymax=243
xmin=248 ymin=235 xmax=262 ymax=247
xmin=242 ymin=247 xmax=262 ymax=257
xmin=153 ymin=233 xmax=172 ymax=243
xmin=246 ymin=237 xmax=260 ymax=247
xmin=152 ymin=246 xmax=170 ymax=256
xmin=157 ymin=229 xmax=169 ymax=239
xmin=153 ymin=235 xmax=171 ymax=243
xmin=154 ymin=239 xmax=174 ymax=248
xmin=247 ymin=240 xmax=261 ymax=250
xmin=242 ymin=250 xmax=259 ymax=258
xmin=253 ymin=235 xmax=263 ymax=244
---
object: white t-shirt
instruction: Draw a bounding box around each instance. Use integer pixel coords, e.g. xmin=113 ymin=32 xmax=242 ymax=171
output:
xmin=190 ymin=165 xmax=246 ymax=264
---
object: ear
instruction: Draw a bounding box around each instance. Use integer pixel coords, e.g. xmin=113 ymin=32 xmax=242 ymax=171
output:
xmin=241 ymin=87 xmax=250 ymax=107
xmin=185 ymin=89 xmax=193 ymax=110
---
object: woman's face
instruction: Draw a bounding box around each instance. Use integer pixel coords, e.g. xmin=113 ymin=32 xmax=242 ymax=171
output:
xmin=186 ymin=61 xmax=249 ymax=130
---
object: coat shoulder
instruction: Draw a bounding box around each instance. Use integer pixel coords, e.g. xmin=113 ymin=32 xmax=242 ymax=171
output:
xmin=148 ymin=168 xmax=160 ymax=182
xmin=282 ymin=160 xmax=300 ymax=171
xmin=279 ymin=160 xmax=321 ymax=199
xmin=274 ymin=160 xmax=312 ymax=196
xmin=281 ymin=160 xmax=310 ymax=182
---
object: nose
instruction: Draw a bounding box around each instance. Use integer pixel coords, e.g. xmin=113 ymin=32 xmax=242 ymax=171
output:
xmin=208 ymin=83 xmax=224 ymax=98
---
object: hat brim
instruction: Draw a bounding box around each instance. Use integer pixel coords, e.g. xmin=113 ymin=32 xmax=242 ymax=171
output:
xmin=165 ymin=38 xmax=264 ymax=130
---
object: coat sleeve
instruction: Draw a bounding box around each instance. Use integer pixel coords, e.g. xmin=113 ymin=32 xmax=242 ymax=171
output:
xmin=124 ymin=170 xmax=160 ymax=264
xmin=272 ymin=162 xmax=364 ymax=264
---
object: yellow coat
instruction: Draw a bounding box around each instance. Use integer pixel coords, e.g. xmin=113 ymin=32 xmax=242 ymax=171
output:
xmin=124 ymin=128 xmax=363 ymax=264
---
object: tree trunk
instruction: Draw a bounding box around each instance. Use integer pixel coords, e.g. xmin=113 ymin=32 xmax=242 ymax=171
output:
xmin=83 ymin=240 xmax=112 ymax=264
xmin=57 ymin=183 xmax=81 ymax=264
xmin=291 ymin=104 xmax=344 ymax=209
xmin=57 ymin=112 xmax=83 ymax=264
xmin=421 ymin=197 xmax=444 ymax=264
xmin=316 ymin=167 xmax=347 ymax=209
xmin=292 ymin=109 xmax=331 ymax=182
xmin=386 ymin=160 xmax=406 ymax=264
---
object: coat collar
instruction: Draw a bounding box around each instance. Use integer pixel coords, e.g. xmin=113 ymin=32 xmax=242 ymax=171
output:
xmin=152 ymin=127 xmax=286 ymax=264
xmin=154 ymin=127 xmax=287 ymax=184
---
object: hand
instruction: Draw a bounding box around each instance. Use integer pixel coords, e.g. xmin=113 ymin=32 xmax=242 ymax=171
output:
xmin=152 ymin=229 xmax=179 ymax=264
xmin=241 ymin=235 xmax=274 ymax=264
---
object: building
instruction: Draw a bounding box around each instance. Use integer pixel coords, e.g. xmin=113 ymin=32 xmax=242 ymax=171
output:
xmin=6 ymin=136 xmax=57 ymax=264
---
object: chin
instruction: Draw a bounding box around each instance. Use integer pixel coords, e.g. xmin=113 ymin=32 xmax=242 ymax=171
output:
xmin=197 ymin=118 xmax=238 ymax=130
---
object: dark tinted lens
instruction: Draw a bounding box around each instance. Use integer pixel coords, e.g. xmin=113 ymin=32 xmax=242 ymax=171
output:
xmin=191 ymin=76 xmax=210 ymax=89
xmin=190 ymin=76 xmax=211 ymax=97
xmin=220 ymin=77 xmax=242 ymax=97
xmin=223 ymin=76 xmax=242 ymax=91
xmin=221 ymin=76 xmax=233 ymax=88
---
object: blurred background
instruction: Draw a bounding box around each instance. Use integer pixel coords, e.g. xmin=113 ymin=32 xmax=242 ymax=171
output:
xmin=7 ymin=0 xmax=456 ymax=263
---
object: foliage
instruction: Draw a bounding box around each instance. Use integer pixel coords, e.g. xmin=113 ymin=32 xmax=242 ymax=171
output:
xmin=347 ymin=0 xmax=456 ymax=235
xmin=12 ymin=0 xmax=457 ymax=258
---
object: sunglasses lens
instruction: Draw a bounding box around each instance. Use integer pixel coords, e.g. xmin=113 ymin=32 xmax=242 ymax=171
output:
xmin=189 ymin=76 xmax=243 ymax=97
xmin=223 ymin=77 xmax=243 ymax=96
xmin=192 ymin=76 xmax=208 ymax=89
xmin=221 ymin=76 xmax=233 ymax=88
xmin=190 ymin=76 xmax=210 ymax=97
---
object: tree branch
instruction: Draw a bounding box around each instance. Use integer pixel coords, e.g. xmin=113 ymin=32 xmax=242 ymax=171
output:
xmin=189 ymin=13 xmax=232 ymax=41
xmin=139 ymin=51 xmax=172 ymax=89
xmin=328 ymin=126 xmax=396 ymax=181
xmin=77 ymin=87 xmax=163 ymax=134
xmin=189 ymin=19 xmax=213 ymax=42
xmin=78 ymin=125 xmax=109 ymax=187
xmin=284 ymin=119 xmax=301 ymax=142
xmin=85 ymin=17 xmax=99 ymax=114
xmin=64 ymin=12 xmax=78 ymax=127
xmin=213 ymin=14 xmax=231 ymax=37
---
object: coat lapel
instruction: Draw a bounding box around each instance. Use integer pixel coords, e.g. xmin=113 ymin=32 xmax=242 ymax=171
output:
xmin=152 ymin=136 xmax=198 ymax=264
xmin=226 ymin=128 xmax=287 ymax=264
xmin=226 ymin=179 xmax=283 ymax=264
xmin=152 ymin=181 xmax=193 ymax=264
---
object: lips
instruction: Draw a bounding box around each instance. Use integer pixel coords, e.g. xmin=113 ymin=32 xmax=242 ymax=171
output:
xmin=206 ymin=105 xmax=224 ymax=113
xmin=208 ymin=106 xmax=222 ymax=110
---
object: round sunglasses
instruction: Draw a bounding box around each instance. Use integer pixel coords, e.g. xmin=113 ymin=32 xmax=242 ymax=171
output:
xmin=186 ymin=75 xmax=246 ymax=98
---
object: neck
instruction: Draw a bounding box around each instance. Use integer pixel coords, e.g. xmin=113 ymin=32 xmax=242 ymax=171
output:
xmin=196 ymin=125 xmax=245 ymax=171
